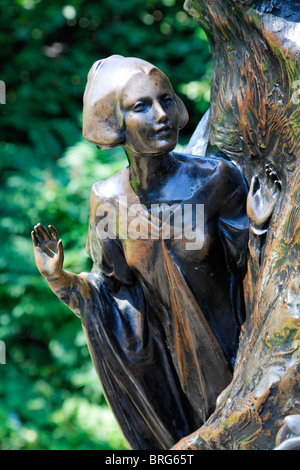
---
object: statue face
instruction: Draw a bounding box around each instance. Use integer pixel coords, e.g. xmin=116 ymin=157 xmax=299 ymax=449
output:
xmin=121 ymin=69 xmax=180 ymax=155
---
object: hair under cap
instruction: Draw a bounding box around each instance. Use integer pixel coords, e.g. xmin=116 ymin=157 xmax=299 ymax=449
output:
xmin=82 ymin=55 xmax=188 ymax=149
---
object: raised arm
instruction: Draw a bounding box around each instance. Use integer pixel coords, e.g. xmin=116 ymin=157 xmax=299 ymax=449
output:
xmin=31 ymin=223 xmax=94 ymax=317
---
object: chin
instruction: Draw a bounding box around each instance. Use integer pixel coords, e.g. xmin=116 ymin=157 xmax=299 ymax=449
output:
xmin=152 ymin=138 xmax=177 ymax=154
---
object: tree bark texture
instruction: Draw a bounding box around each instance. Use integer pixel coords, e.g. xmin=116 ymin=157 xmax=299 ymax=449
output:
xmin=175 ymin=0 xmax=300 ymax=450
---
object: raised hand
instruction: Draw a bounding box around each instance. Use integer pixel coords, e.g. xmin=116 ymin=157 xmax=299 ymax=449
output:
xmin=247 ymin=164 xmax=281 ymax=227
xmin=31 ymin=224 xmax=64 ymax=279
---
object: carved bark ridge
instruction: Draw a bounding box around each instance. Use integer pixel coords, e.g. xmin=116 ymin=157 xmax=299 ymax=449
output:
xmin=175 ymin=0 xmax=300 ymax=450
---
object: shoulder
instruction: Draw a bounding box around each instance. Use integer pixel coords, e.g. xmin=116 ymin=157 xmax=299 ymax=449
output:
xmin=213 ymin=157 xmax=248 ymax=192
xmin=172 ymin=152 xmax=220 ymax=171
xmin=89 ymin=167 xmax=130 ymax=206
xmin=173 ymin=152 xmax=247 ymax=189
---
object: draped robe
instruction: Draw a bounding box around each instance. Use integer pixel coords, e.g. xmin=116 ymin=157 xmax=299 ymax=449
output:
xmin=77 ymin=153 xmax=249 ymax=450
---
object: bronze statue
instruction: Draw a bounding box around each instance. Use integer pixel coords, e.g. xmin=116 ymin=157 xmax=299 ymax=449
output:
xmin=31 ymin=55 xmax=280 ymax=450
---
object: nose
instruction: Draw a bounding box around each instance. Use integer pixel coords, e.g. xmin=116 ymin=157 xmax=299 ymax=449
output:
xmin=153 ymin=101 xmax=168 ymax=124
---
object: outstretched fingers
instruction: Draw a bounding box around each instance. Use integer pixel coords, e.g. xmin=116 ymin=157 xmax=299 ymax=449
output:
xmin=265 ymin=164 xmax=281 ymax=193
xmin=48 ymin=225 xmax=59 ymax=242
xmin=249 ymin=174 xmax=260 ymax=196
xmin=32 ymin=223 xmax=60 ymax=245
xmin=265 ymin=165 xmax=274 ymax=187
xmin=273 ymin=179 xmax=282 ymax=193
xmin=31 ymin=230 xmax=38 ymax=246
xmin=33 ymin=223 xmax=50 ymax=244
xmin=38 ymin=223 xmax=51 ymax=241
xmin=57 ymin=239 xmax=64 ymax=260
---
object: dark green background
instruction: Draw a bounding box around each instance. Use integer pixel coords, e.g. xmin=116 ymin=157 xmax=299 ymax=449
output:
xmin=0 ymin=0 xmax=212 ymax=449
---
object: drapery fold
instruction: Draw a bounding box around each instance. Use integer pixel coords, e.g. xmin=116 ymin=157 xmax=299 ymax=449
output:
xmin=78 ymin=154 xmax=249 ymax=449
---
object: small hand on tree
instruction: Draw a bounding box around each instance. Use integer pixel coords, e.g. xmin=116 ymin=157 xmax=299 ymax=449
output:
xmin=31 ymin=223 xmax=64 ymax=279
xmin=247 ymin=164 xmax=281 ymax=228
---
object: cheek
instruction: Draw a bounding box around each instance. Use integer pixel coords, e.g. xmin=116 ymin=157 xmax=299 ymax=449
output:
xmin=126 ymin=115 xmax=152 ymax=142
xmin=169 ymin=106 xmax=180 ymax=127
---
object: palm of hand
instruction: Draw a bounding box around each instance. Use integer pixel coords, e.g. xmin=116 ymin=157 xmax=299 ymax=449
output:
xmin=247 ymin=165 xmax=281 ymax=227
xmin=31 ymin=224 xmax=64 ymax=278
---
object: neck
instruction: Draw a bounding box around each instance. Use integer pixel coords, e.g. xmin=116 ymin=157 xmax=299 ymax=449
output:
xmin=125 ymin=149 xmax=175 ymax=195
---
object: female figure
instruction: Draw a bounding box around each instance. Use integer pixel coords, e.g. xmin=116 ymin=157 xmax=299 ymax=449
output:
xmin=32 ymin=56 xmax=274 ymax=449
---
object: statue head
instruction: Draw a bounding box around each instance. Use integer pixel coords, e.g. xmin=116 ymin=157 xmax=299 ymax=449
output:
xmin=82 ymin=55 xmax=189 ymax=153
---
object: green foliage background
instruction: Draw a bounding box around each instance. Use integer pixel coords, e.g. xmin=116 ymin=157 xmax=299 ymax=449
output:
xmin=0 ymin=0 xmax=212 ymax=450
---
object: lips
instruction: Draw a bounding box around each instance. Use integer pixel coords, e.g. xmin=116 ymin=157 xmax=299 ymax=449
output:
xmin=152 ymin=125 xmax=173 ymax=138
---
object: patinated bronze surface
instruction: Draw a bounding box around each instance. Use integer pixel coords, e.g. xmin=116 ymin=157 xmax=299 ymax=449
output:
xmin=172 ymin=0 xmax=300 ymax=450
xmin=31 ymin=0 xmax=299 ymax=449
xmin=31 ymin=54 xmax=278 ymax=450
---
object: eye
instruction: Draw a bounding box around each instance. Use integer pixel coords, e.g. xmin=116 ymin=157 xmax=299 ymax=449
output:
xmin=161 ymin=94 xmax=173 ymax=105
xmin=132 ymin=101 xmax=148 ymax=113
